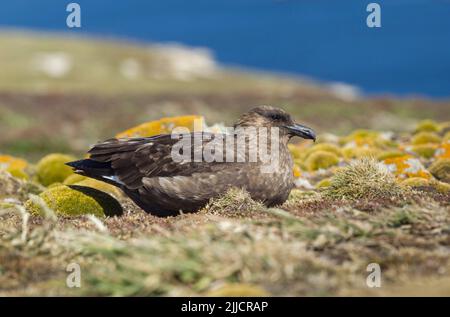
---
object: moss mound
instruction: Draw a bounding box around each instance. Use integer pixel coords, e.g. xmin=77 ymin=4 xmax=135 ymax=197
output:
xmin=340 ymin=129 xmax=378 ymax=144
xmin=377 ymin=151 xmax=406 ymax=161
xmin=428 ymin=158 xmax=450 ymax=183
xmin=342 ymin=147 xmax=380 ymax=159
xmin=75 ymin=179 xmax=122 ymax=198
xmin=410 ymin=144 xmax=437 ymax=159
xmin=305 ymin=151 xmax=339 ymax=171
xmin=433 ymin=181 xmax=450 ymax=194
xmin=25 ymin=185 xmax=123 ymax=217
xmin=7 ymin=168 xmax=29 ymax=180
xmin=400 ymin=177 xmax=430 ymax=188
xmin=303 ymin=143 xmax=342 ymax=160
xmin=63 ymin=174 xmax=87 ymax=185
xmin=411 ymin=132 xmax=441 ymax=145
xmin=324 ymin=158 xmax=405 ymax=201
xmin=36 ymin=153 xmax=76 ymax=186
xmin=415 ymin=119 xmax=440 ymax=133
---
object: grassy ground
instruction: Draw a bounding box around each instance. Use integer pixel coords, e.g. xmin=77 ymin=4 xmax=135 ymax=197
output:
xmin=0 ymin=32 xmax=449 ymax=296
xmin=1 ymin=186 xmax=449 ymax=296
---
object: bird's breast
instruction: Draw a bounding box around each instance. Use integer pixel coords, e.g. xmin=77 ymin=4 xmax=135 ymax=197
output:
xmin=243 ymin=145 xmax=294 ymax=205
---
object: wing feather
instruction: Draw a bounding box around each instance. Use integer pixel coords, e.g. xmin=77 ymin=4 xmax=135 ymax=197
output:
xmin=88 ymin=133 xmax=232 ymax=190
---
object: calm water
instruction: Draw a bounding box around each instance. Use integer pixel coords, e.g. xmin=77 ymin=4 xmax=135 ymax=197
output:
xmin=1 ymin=0 xmax=450 ymax=97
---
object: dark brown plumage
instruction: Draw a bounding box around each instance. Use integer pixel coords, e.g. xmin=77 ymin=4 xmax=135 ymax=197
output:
xmin=67 ymin=106 xmax=316 ymax=217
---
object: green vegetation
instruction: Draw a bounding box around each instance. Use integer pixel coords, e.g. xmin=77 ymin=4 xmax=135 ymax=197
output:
xmin=415 ymin=119 xmax=440 ymax=133
xmin=35 ymin=153 xmax=76 ymax=186
xmin=1 ymin=187 xmax=448 ymax=296
xmin=411 ymin=132 xmax=441 ymax=145
xmin=429 ymin=159 xmax=450 ymax=183
xmin=305 ymin=151 xmax=340 ymax=171
xmin=24 ymin=185 xmax=122 ymax=217
xmin=410 ymin=144 xmax=437 ymax=159
xmin=303 ymin=143 xmax=343 ymax=159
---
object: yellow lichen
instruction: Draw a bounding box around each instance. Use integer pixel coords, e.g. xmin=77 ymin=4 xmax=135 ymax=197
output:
xmin=116 ymin=115 xmax=204 ymax=138
xmin=428 ymin=158 xmax=450 ymax=183
xmin=0 ymin=154 xmax=27 ymax=170
xmin=382 ymin=155 xmax=432 ymax=179
xmin=0 ymin=155 xmax=29 ymax=179
xmin=36 ymin=153 xmax=76 ymax=186
xmin=435 ymin=142 xmax=450 ymax=159
xmin=411 ymin=132 xmax=441 ymax=145
xmin=304 ymin=151 xmax=339 ymax=171
xmin=340 ymin=129 xmax=395 ymax=149
xmin=293 ymin=164 xmax=302 ymax=178
xmin=25 ymin=185 xmax=122 ymax=217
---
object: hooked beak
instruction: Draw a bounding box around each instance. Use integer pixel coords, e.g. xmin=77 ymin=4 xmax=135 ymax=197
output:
xmin=285 ymin=124 xmax=316 ymax=141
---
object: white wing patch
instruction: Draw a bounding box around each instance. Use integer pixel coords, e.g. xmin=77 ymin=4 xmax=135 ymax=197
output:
xmin=102 ymin=175 xmax=125 ymax=186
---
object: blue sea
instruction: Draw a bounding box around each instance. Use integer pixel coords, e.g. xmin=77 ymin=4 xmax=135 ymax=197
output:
xmin=1 ymin=0 xmax=449 ymax=98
